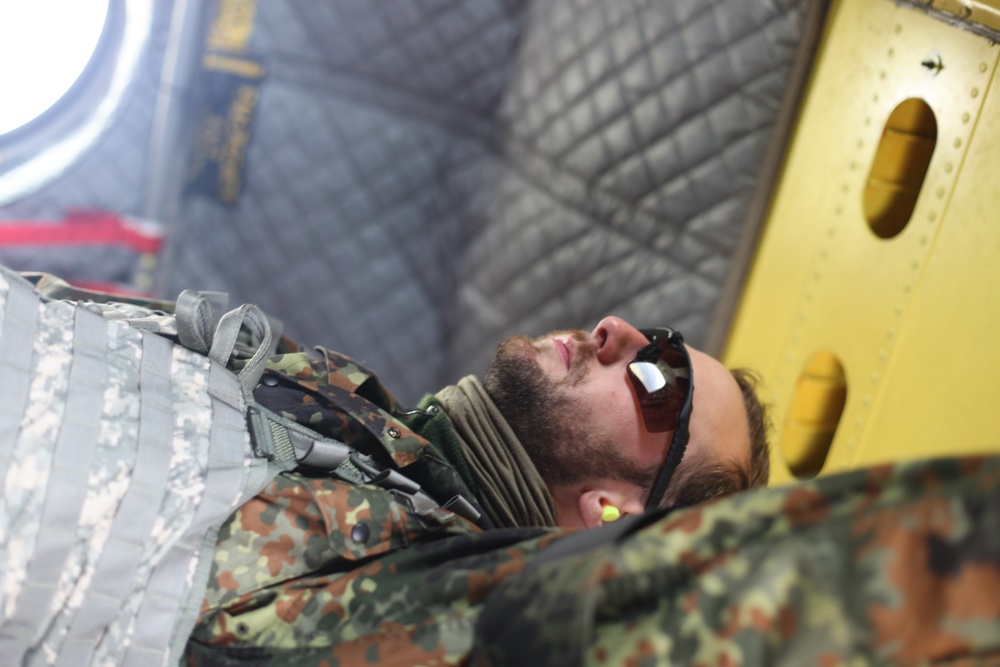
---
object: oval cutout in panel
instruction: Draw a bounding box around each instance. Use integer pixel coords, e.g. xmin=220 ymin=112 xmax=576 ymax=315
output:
xmin=781 ymin=351 xmax=847 ymax=478
xmin=863 ymin=98 xmax=937 ymax=239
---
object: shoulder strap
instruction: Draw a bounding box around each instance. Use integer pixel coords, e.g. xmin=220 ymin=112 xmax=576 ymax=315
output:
xmin=245 ymin=402 xmax=480 ymax=525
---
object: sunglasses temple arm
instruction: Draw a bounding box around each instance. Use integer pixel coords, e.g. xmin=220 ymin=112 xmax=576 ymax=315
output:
xmin=644 ymin=426 xmax=690 ymax=511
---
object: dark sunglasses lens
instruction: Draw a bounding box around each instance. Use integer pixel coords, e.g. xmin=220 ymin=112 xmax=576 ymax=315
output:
xmin=627 ymin=340 xmax=690 ymax=433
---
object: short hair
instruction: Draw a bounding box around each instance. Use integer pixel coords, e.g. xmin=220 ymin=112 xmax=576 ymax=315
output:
xmin=658 ymin=367 xmax=771 ymax=511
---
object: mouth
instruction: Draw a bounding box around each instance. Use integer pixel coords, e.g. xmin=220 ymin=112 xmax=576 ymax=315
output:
xmin=554 ymin=339 xmax=572 ymax=370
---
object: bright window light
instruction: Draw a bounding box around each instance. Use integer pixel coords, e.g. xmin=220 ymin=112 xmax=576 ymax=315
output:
xmin=0 ymin=0 xmax=110 ymax=135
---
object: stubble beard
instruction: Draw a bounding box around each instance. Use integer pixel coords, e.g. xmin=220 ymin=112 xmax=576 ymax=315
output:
xmin=483 ymin=332 xmax=651 ymax=489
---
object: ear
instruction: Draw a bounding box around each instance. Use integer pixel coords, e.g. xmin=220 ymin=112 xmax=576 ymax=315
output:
xmin=576 ymin=484 xmax=646 ymax=529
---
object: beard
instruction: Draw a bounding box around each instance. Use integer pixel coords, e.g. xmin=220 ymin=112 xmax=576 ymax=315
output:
xmin=483 ymin=332 xmax=655 ymax=489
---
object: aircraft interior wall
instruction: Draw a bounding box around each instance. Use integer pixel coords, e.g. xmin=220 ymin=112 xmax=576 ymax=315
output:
xmin=0 ymin=0 xmax=996 ymax=474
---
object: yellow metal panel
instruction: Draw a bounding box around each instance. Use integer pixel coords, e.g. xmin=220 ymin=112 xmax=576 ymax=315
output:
xmin=859 ymin=67 xmax=1000 ymax=466
xmin=724 ymin=0 xmax=1000 ymax=485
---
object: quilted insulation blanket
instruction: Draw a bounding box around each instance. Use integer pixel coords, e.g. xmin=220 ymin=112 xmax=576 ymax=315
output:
xmin=161 ymin=0 xmax=824 ymax=404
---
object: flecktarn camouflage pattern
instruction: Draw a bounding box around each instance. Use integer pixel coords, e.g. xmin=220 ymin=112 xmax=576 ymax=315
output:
xmin=476 ymin=455 xmax=1000 ymax=666
xmin=188 ymin=455 xmax=1000 ymax=666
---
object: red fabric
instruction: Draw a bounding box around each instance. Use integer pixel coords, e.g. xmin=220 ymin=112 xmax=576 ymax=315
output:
xmin=0 ymin=210 xmax=163 ymax=254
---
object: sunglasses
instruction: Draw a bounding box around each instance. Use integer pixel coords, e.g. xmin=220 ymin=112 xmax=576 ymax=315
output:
xmin=629 ymin=327 xmax=694 ymax=511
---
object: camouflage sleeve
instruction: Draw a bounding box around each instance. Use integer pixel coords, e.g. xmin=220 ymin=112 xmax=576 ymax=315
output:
xmin=472 ymin=455 xmax=1000 ymax=666
xmin=192 ymin=471 xmax=482 ymax=653
xmin=188 ymin=456 xmax=1000 ymax=666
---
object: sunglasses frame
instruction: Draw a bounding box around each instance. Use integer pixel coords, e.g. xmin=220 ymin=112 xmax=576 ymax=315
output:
xmin=633 ymin=327 xmax=695 ymax=511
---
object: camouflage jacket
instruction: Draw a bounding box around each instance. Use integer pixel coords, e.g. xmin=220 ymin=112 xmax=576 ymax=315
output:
xmin=250 ymin=346 xmax=487 ymax=521
xmin=186 ymin=344 xmax=1000 ymax=667
xmin=188 ymin=345 xmax=554 ymax=663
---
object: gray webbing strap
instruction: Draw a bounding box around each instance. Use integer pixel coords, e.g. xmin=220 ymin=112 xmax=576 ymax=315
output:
xmin=1 ymin=306 xmax=107 ymax=660
xmin=0 ymin=272 xmax=40 ymax=494
xmin=175 ymin=290 xmax=227 ymax=355
xmin=126 ymin=363 xmax=264 ymax=666
xmin=209 ymin=304 xmax=272 ymax=392
xmin=56 ymin=332 xmax=176 ymax=666
xmin=247 ymin=405 xmax=354 ymax=471
xmin=246 ymin=405 xmax=463 ymax=524
xmin=265 ymin=416 xmax=297 ymax=462
xmin=248 ymin=405 xmax=383 ymax=484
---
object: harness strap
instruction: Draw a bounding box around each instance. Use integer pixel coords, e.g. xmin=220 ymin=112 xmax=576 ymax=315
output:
xmin=245 ymin=403 xmax=480 ymax=525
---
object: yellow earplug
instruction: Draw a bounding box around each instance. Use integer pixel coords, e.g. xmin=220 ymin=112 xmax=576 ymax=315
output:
xmin=601 ymin=505 xmax=621 ymax=523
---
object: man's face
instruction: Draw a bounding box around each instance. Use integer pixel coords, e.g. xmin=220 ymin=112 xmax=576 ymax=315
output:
xmin=484 ymin=316 xmax=751 ymax=503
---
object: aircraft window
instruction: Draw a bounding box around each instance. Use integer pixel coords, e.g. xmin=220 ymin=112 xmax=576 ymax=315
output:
xmin=0 ymin=0 xmax=111 ymax=136
xmin=0 ymin=0 xmax=153 ymax=207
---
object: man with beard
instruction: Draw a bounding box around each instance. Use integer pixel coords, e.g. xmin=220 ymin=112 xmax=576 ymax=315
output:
xmin=445 ymin=315 xmax=769 ymax=529
xmin=187 ymin=314 xmax=771 ymax=662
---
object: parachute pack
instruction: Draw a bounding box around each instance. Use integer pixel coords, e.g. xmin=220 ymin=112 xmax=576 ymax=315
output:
xmin=0 ymin=264 xmax=421 ymax=665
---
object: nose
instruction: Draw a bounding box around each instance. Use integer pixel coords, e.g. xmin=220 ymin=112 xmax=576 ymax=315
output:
xmin=592 ymin=316 xmax=650 ymax=365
